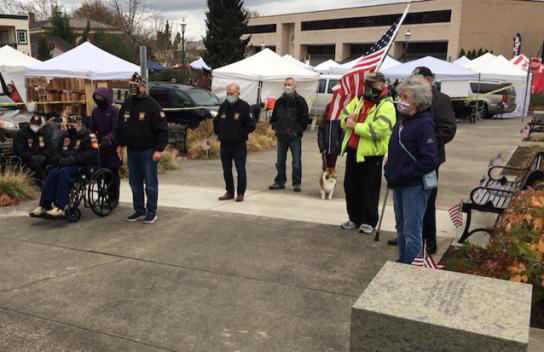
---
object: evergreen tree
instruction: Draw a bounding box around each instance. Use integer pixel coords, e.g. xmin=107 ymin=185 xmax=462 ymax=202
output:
xmin=203 ymin=0 xmax=250 ymax=68
xmin=477 ymin=48 xmax=484 ymax=57
xmin=79 ymin=20 xmax=91 ymax=44
xmin=459 ymin=48 xmax=466 ymax=58
xmin=173 ymin=32 xmax=181 ymax=49
xmin=37 ymin=36 xmax=52 ymax=61
xmin=48 ymin=5 xmax=75 ymax=45
xmin=164 ymin=21 xmax=171 ymax=50
xmin=92 ymin=27 xmax=106 ymax=45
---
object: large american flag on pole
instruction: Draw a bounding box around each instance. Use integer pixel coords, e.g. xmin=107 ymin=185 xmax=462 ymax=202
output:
xmin=328 ymin=3 xmax=411 ymax=120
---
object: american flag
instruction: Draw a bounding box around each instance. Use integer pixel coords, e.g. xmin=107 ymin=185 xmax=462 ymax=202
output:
xmin=448 ymin=202 xmax=463 ymax=228
xmin=328 ymin=3 xmax=411 ymax=120
xmin=411 ymin=247 xmax=443 ymax=269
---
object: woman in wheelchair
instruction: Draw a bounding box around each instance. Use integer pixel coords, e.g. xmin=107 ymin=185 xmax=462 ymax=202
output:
xmin=30 ymin=115 xmax=99 ymax=219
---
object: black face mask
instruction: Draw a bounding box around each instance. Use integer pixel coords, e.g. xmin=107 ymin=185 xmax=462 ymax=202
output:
xmin=130 ymin=84 xmax=143 ymax=99
xmin=68 ymin=127 xmax=77 ymax=136
xmin=363 ymin=85 xmax=383 ymax=102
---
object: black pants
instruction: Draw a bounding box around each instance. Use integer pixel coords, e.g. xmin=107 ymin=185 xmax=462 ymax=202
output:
xmin=220 ymin=142 xmax=247 ymax=195
xmin=422 ymin=168 xmax=439 ymax=251
xmin=344 ymin=148 xmax=383 ymax=227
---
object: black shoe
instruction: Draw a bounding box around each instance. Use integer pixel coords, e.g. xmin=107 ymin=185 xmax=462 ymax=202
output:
xmin=269 ymin=183 xmax=285 ymax=190
xmin=387 ymin=239 xmax=398 ymax=246
xmin=428 ymin=246 xmax=437 ymax=255
xmin=126 ymin=212 xmax=145 ymax=222
xmin=293 ymin=185 xmax=301 ymax=192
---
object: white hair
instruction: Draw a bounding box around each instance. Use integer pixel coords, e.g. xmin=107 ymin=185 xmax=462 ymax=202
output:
xmin=397 ymin=76 xmax=433 ymax=111
xmin=227 ymin=83 xmax=240 ymax=92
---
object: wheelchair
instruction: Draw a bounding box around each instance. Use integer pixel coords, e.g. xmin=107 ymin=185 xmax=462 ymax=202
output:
xmin=64 ymin=166 xmax=119 ymax=223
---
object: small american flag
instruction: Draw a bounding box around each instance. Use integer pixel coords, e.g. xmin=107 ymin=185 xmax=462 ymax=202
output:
xmin=327 ymin=3 xmax=411 ymax=120
xmin=411 ymin=247 xmax=443 ymax=269
xmin=448 ymin=202 xmax=463 ymax=228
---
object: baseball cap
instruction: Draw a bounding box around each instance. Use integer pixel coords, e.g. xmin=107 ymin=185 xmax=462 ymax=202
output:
xmin=67 ymin=115 xmax=82 ymax=124
xmin=412 ymin=66 xmax=434 ymax=78
xmin=365 ymin=71 xmax=386 ymax=83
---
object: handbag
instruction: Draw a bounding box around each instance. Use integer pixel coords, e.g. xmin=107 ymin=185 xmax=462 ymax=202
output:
xmin=398 ymin=125 xmax=438 ymax=190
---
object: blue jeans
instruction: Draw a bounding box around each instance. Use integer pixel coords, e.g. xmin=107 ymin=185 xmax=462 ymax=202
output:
xmin=127 ymin=148 xmax=158 ymax=217
xmin=274 ymin=137 xmax=302 ymax=186
xmin=39 ymin=166 xmax=79 ymax=209
xmin=393 ymin=185 xmax=430 ymax=264
xmin=220 ymin=142 xmax=247 ymax=195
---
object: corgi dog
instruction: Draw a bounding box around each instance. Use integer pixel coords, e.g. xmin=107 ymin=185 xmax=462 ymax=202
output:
xmin=319 ymin=168 xmax=337 ymax=200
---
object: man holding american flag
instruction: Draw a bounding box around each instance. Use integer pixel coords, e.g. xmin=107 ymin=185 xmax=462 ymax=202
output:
xmin=335 ymin=4 xmax=411 ymax=233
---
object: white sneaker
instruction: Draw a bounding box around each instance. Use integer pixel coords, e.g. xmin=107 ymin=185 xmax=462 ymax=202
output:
xmin=359 ymin=224 xmax=374 ymax=234
xmin=340 ymin=221 xmax=357 ymax=230
xmin=30 ymin=206 xmax=46 ymax=217
xmin=46 ymin=207 xmax=65 ymax=218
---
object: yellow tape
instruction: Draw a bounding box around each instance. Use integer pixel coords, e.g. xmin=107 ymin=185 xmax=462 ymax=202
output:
xmin=449 ymin=83 xmax=520 ymax=102
xmin=0 ymin=100 xmax=86 ymax=106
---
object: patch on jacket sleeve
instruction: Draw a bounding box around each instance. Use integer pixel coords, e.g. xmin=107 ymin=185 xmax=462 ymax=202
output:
xmin=426 ymin=138 xmax=435 ymax=144
xmin=160 ymin=111 xmax=165 ymax=118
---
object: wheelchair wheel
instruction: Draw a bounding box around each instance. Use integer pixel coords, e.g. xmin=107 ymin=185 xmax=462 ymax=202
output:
xmin=88 ymin=168 xmax=118 ymax=217
xmin=66 ymin=208 xmax=81 ymax=223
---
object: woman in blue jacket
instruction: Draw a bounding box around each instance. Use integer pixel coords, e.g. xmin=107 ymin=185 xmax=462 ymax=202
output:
xmin=384 ymin=76 xmax=438 ymax=264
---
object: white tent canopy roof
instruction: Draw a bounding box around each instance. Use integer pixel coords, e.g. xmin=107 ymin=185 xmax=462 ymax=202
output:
xmin=453 ymin=56 xmax=470 ymax=66
xmin=214 ymin=49 xmax=319 ymax=81
xmin=462 ymin=52 xmax=497 ymax=70
xmin=330 ymin=55 xmax=400 ymax=76
xmin=190 ymin=57 xmax=211 ymax=71
xmin=282 ymin=54 xmax=314 ymax=71
xmin=0 ymin=45 xmax=40 ymax=69
xmin=25 ymin=41 xmax=140 ymax=80
xmin=463 ymin=54 xmax=527 ymax=81
xmin=382 ymin=56 xmax=480 ymax=81
xmin=314 ymin=59 xmax=340 ymax=72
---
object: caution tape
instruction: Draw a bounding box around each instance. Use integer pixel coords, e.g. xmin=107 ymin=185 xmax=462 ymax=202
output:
xmin=449 ymin=83 xmax=521 ymax=102
xmin=0 ymin=100 xmax=86 ymax=106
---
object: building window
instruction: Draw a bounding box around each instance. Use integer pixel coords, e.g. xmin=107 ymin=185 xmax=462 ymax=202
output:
xmin=301 ymin=10 xmax=451 ymax=31
xmin=350 ymin=44 xmax=374 ymax=58
xmin=406 ymin=41 xmax=448 ymax=61
xmin=245 ymin=24 xmax=277 ymax=34
xmin=307 ymin=45 xmax=335 ymax=65
xmin=17 ymin=30 xmax=27 ymax=44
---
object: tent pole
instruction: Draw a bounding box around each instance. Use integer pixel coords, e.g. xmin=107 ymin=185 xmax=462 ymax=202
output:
xmin=475 ymin=73 xmax=481 ymax=122
xmin=521 ymin=56 xmax=532 ymax=123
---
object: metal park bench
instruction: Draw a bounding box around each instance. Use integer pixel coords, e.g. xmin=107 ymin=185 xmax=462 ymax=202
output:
xmin=459 ymin=151 xmax=544 ymax=243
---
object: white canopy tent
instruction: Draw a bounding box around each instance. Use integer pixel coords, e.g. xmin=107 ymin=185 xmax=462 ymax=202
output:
xmin=330 ymin=55 xmax=400 ymax=76
xmin=282 ymin=54 xmax=314 ymax=71
xmin=462 ymin=52 xmax=497 ymax=71
xmin=382 ymin=56 xmax=480 ymax=81
xmin=0 ymin=45 xmax=40 ymax=101
xmin=25 ymin=41 xmax=140 ymax=80
xmin=453 ymin=56 xmax=470 ymax=66
xmin=190 ymin=57 xmax=211 ymax=71
xmin=212 ymin=49 xmax=319 ymax=105
xmin=314 ymin=59 xmax=340 ymax=74
xmin=463 ymin=54 xmax=530 ymax=117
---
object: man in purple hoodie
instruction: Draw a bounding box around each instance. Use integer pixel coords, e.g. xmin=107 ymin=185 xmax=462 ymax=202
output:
xmin=89 ymin=88 xmax=122 ymax=203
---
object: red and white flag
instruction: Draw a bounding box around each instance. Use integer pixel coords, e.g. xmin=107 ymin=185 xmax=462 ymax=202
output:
xmin=328 ymin=3 xmax=411 ymax=120
xmin=448 ymin=202 xmax=463 ymax=228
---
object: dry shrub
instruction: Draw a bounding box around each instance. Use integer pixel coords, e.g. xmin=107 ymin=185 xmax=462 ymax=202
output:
xmin=0 ymin=167 xmax=37 ymax=206
xmin=118 ymin=147 xmax=180 ymax=178
xmin=188 ymin=138 xmax=220 ymax=159
xmin=159 ymin=147 xmax=180 ymax=173
xmin=186 ymin=120 xmax=276 ymax=160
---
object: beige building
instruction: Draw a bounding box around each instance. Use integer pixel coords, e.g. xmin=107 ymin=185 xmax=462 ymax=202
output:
xmin=0 ymin=14 xmax=31 ymax=56
xmin=245 ymin=0 xmax=544 ymax=65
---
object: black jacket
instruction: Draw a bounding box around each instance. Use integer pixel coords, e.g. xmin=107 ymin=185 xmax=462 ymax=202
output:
xmin=431 ymin=86 xmax=457 ymax=164
xmin=53 ymin=127 xmax=99 ymax=167
xmin=116 ymin=95 xmax=169 ymax=151
xmin=13 ymin=125 xmax=56 ymax=164
xmin=317 ymin=120 xmax=343 ymax=155
xmin=214 ymin=99 xmax=256 ymax=144
xmin=270 ymin=92 xmax=309 ymax=140
xmin=384 ymin=108 xmax=438 ymax=190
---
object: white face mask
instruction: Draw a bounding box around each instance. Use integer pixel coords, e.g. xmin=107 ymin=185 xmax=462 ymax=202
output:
xmin=284 ymin=85 xmax=294 ymax=95
xmin=30 ymin=124 xmax=42 ymax=133
xmin=226 ymin=95 xmax=238 ymax=104
xmin=397 ymin=100 xmax=412 ymax=114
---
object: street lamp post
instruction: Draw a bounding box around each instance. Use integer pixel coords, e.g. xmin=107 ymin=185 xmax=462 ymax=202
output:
xmin=181 ymin=18 xmax=187 ymax=69
xmin=404 ymin=30 xmax=412 ymax=62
